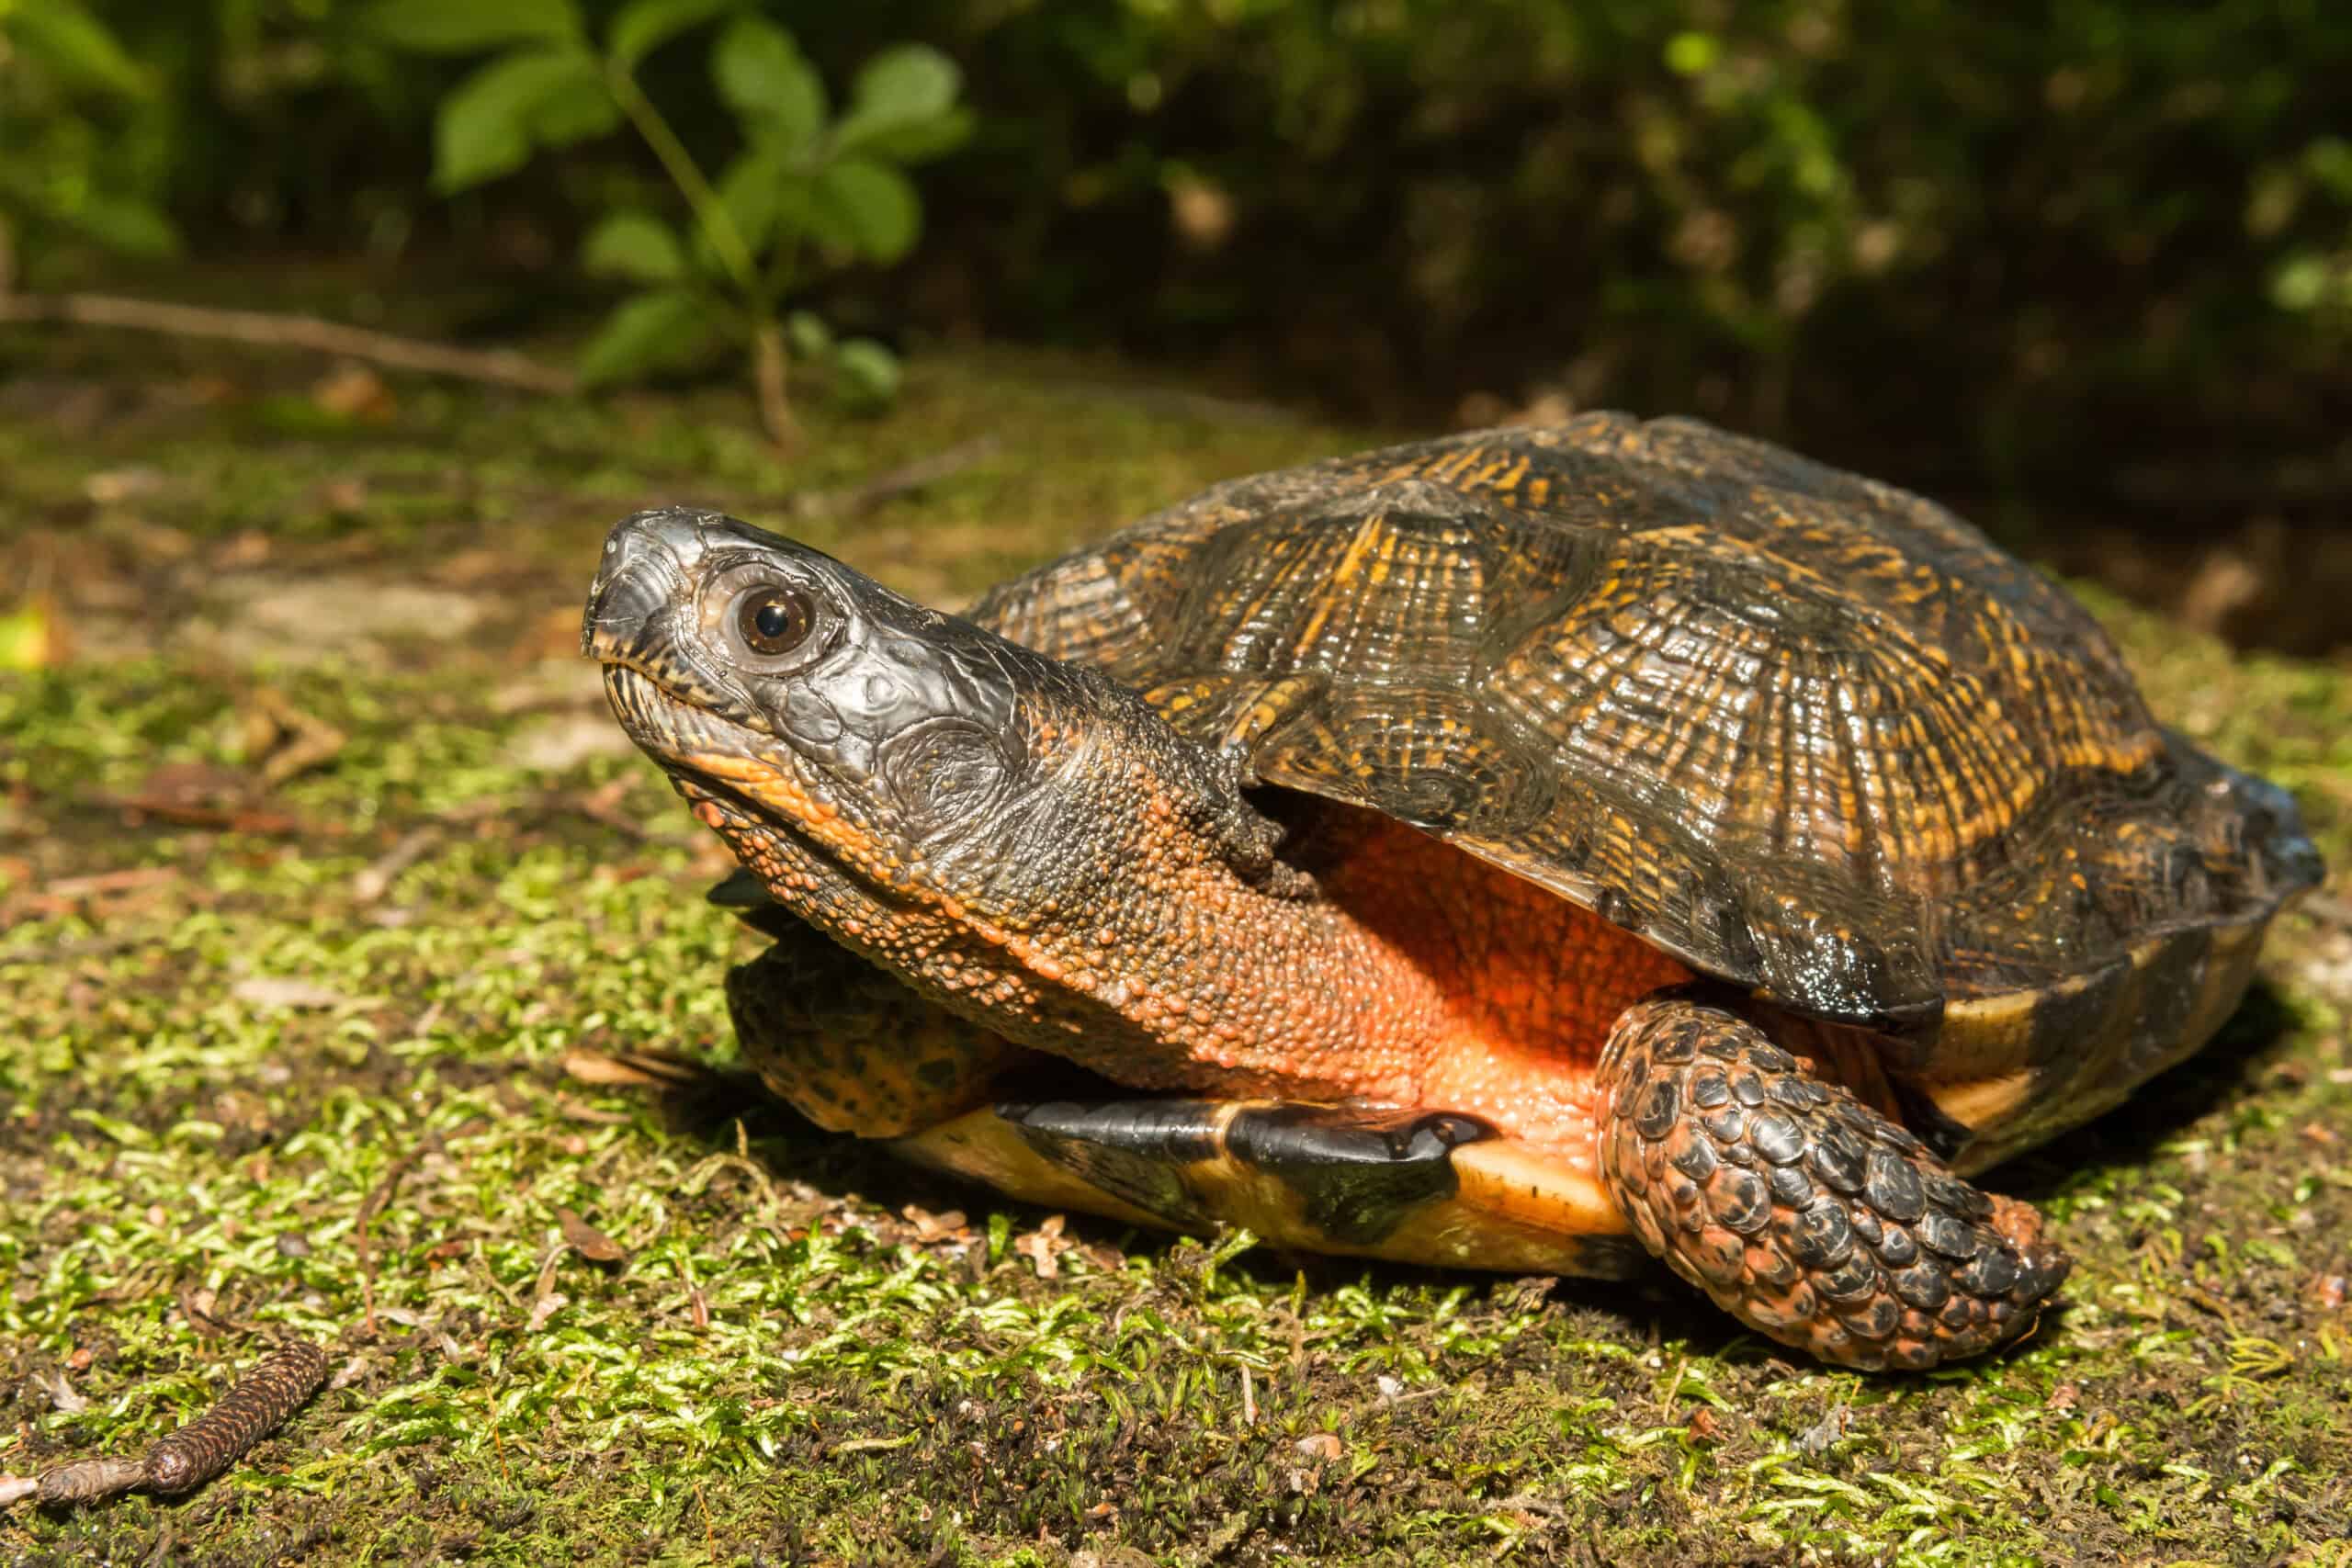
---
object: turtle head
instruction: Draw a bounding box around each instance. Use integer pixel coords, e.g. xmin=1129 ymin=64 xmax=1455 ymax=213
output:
xmin=582 ymin=508 xmax=1283 ymax=927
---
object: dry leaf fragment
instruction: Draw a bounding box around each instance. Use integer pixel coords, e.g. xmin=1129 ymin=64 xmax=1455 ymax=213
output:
xmin=560 ymin=1046 xmax=710 ymax=1088
xmin=231 ymin=976 xmax=347 ymax=1010
xmin=903 ymin=1205 xmax=968 ymax=1243
xmin=31 ymin=1370 xmax=87 ymax=1415
xmin=558 ymin=1207 xmax=628 ymax=1264
xmin=1013 ymin=1214 xmax=1069 ymax=1279
xmin=553 ymin=1091 xmax=633 ymax=1125
xmin=311 ymin=364 xmax=394 ymax=420
xmin=242 ymin=686 xmax=346 ymax=787
xmin=178 ymin=1284 xmax=239 ymax=1335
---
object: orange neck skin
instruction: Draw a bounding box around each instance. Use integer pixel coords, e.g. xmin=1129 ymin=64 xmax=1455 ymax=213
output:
xmin=1008 ymin=801 xmax=1696 ymax=1161
xmin=707 ymin=713 xmax=1692 ymax=1164
xmin=695 ymin=731 xmax=1462 ymax=1106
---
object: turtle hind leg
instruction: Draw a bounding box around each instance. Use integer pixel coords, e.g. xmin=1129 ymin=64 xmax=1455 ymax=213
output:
xmin=1597 ymin=996 xmax=2072 ymax=1371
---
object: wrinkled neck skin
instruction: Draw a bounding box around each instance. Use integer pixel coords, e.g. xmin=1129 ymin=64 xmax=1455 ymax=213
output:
xmin=582 ymin=505 xmax=1460 ymax=1106
xmin=658 ymin=641 xmax=1453 ymax=1107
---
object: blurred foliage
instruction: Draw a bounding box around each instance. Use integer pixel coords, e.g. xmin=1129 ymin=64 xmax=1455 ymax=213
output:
xmin=6 ymin=0 xmax=2348 ymax=495
xmin=352 ymin=0 xmax=967 ymax=436
xmin=0 ymin=0 xmax=182 ymax=274
xmin=870 ymin=0 xmax=2352 ymax=493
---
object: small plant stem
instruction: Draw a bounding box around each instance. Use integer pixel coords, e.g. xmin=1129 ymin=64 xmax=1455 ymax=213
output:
xmin=603 ymin=61 xmax=759 ymax=297
xmin=751 ymin=320 xmax=796 ymax=449
xmin=763 ymin=233 xmax=800 ymax=311
xmin=605 ymin=55 xmax=793 ymax=439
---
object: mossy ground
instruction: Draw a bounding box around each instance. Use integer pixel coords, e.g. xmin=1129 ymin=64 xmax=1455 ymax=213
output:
xmin=3 ymin=325 xmax=2349 ymax=1566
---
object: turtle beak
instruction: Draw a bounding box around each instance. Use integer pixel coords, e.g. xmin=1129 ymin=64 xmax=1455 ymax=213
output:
xmin=582 ymin=507 xmax=717 ymax=670
xmin=582 ymin=507 xmax=777 ymax=758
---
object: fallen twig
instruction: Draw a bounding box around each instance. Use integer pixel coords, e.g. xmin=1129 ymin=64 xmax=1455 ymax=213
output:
xmin=91 ymin=794 xmax=319 ymax=836
xmin=0 ymin=1341 xmax=329 ymax=1507
xmin=33 ymin=867 xmax=182 ymax=901
xmin=0 ymin=291 xmax=575 ymax=395
xmin=352 ymin=826 xmax=446 ymax=903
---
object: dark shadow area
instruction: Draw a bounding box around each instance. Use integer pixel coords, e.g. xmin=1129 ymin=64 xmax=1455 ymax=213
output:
xmin=1999 ymin=976 xmax=2306 ymax=1204
xmin=611 ymin=1055 xmax=925 ymax=1202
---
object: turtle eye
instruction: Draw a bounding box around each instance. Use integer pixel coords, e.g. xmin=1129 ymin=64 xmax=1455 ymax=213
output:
xmin=735 ymin=585 xmax=817 ymax=657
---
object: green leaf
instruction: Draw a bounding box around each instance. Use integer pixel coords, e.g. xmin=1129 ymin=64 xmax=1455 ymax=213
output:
xmin=2305 ymin=135 xmax=2352 ymax=199
xmin=577 ymin=289 xmax=728 ymax=387
xmin=831 ymin=106 xmax=972 ymax=165
xmin=62 ymin=194 xmax=181 ymax=258
xmin=582 ymin=212 xmax=686 ymax=283
xmin=432 ymin=49 xmax=606 ymax=192
xmin=834 ymin=44 xmax=961 ymax=152
xmin=8 ymin=1 xmax=149 ymax=96
xmin=531 ymin=71 xmax=622 ymax=147
xmin=2270 ymin=253 xmax=2329 ymax=312
xmin=1664 ymin=31 xmax=1718 ymax=76
xmin=784 ymin=310 xmax=833 ymax=360
xmin=608 ymin=0 xmax=735 ymax=70
xmin=809 ymin=158 xmax=921 ymax=264
xmin=355 ymin=0 xmax=582 ymax=54
xmin=831 ymin=338 xmax=901 ymax=411
xmin=711 ymin=16 xmax=826 ymax=156
xmin=701 ymin=147 xmax=812 ymax=266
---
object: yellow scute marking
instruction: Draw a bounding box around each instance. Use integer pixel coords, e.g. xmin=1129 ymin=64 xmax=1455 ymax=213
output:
xmin=1290 ymin=510 xmax=1394 ymax=659
xmin=1929 ymin=1069 xmax=2038 ymax=1133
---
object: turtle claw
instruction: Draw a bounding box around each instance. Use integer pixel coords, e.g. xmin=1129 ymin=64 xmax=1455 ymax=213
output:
xmin=1598 ymin=997 xmax=2072 ymax=1371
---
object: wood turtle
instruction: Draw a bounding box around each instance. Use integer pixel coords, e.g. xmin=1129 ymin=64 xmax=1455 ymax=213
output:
xmin=582 ymin=414 xmax=2323 ymax=1370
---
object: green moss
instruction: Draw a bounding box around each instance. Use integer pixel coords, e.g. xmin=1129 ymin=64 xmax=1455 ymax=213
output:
xmin=3 ymin=340 xmax=2347 ymax=1565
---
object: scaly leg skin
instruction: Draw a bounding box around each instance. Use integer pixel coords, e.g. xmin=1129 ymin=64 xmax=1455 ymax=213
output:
xmin=725 ymin=925 xmax=1043 ymax=1137
xmin=1598 ymin=997 xmax=2071 ymax=1371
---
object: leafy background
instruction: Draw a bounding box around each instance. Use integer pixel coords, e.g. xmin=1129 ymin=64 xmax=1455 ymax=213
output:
xmin=6 ymin=0 xmax=2347 ymax=584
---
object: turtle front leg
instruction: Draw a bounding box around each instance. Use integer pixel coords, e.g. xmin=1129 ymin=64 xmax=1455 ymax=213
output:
xmin=725 ymin=926 xmax=1044 ymax=1136
xmin=1597 ymin=996 xmax=2070 ymax=1371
